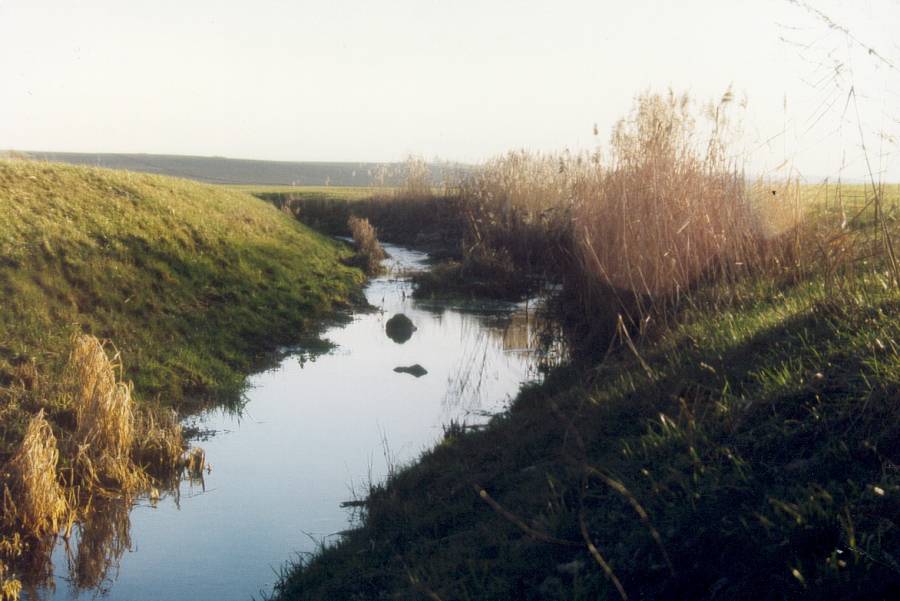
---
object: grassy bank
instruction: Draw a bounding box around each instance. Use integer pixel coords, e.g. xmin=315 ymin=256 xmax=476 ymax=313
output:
xmin=274 ymin=267 xmax=899 ymax=601
xmin=273 ymin=92 xmax=899 ymax=600
xmin=0 ymin=159 xmax=363 ymax=451
xmin=0 ymin=159 xmax=365 ymax=596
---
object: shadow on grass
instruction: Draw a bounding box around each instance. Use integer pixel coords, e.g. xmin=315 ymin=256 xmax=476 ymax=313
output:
xmin=272 ymin=296 xmax=900 ymax=601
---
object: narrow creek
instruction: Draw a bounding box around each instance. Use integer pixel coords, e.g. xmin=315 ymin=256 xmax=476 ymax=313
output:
xmin=33 ymin=243 xmax=546 ymax=601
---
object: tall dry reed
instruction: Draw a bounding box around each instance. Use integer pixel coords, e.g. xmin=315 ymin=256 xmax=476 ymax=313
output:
xmin=457 ymin=91 xmax=815 ymax=352
xmin=65 ymin=335 xmax=144 ymax=489
xmin=572 ymin=92 xmax=803 ymax=328
xmin=348 ymin=216 xmax=386 ymax=275
xmin=394 ymin=156 xmax=432 ymax=200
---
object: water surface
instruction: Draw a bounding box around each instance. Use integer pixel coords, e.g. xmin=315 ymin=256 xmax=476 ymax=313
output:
xmin=34 ymin=244 xmax=544 ymax=601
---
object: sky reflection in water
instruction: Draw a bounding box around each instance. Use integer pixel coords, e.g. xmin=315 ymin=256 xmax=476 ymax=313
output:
xmin=35 ymin=244 xmax=543 ymax=601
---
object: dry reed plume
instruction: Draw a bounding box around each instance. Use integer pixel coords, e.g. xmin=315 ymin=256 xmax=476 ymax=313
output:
xmin=1 ymin=412 xmax=69 ymax=600
xmin=62 ymin=334 xmax=186 ymax=489
xmin=572 ymin=91 xmax=802 ymax=326
xmin=455 ymin=90 xmax=869 ymax=350
xmin=348 ymin=216 xmax=386 ymax=275
xmin=369 ymin=155 xmax=436 ymax=198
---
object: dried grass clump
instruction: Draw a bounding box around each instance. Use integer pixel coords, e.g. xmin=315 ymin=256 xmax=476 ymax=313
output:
xmin=132 ymin=408 xmax=184 ymax=478
xmin=65 ymin=335 xmax=145 ymax=490
xmin=458 ymin=90 xmax=812 ymax=350
xmin=460 ymin=150 xmax=577 ymax=274
xmin=348 ymin=216 xmax=386 ymax=275
xmin=0 ymin=335 xmax=193 ymax=594
xmin=1 ymin=412 xmax=69 ymax=539
xmin=574 ymin=92 xmax=801 ymax=313
xmin=0 ymin=536 xmax=22 ymax=577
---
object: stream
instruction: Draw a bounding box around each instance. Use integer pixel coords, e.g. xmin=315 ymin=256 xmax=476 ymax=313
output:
xmin=31 ymin=243 xmax=546 ymax=601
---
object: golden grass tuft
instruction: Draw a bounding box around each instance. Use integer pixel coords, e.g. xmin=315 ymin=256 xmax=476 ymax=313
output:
xmin=0 ymin=334 xmax=194 ymax=595
xmin=1 ymin=412 xmax=69 ymax=539
xmin=132 ymin=408 xmax=184 ymax=477
xmin=65 ymin=335 xmax=144 ymax=489
xmin=348 ymin=216 xmax=386 ymax=275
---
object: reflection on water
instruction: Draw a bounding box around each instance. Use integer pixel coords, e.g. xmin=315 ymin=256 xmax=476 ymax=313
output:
xmin=65 ymin=496 xmax=132 ymax=594
xmin=22 ymin=464 xmax=210 ymax=600
xmin=30 ymin=243 xmax=552 ymax=601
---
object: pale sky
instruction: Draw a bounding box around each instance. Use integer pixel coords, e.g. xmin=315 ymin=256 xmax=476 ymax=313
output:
xmin=1 ymin=0 xmax=898 ymax=180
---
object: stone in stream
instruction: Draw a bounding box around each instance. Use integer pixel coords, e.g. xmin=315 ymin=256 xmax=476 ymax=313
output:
xmin=385 ymin=313 xmax=416 ymax=344
xmin=393 ymin=364 xmax=428 ymax=377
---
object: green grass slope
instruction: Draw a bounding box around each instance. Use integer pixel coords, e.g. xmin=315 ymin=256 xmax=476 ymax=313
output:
xmin=0 ymin=160 xmax=362 ymax=447
xmin=274 ymin=272 xmax=900 ymax=600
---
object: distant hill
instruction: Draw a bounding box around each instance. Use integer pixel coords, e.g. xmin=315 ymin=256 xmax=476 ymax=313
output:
xmin=15 ymin=151 xmax=467 ymax=187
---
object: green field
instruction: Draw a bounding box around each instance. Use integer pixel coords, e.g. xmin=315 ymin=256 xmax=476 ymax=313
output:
xmin=225 ymin=184 xmax=387 ymax=199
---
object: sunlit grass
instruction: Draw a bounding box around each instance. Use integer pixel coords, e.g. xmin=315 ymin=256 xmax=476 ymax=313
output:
xmin=0 ymin=159 xmax=362 ymax=419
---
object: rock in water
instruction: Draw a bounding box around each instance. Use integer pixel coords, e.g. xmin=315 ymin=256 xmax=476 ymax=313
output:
xmin=385 ymin=313 xmax=416 ymax=343
xmin=394 ymin=364 xmax=427 ymax=377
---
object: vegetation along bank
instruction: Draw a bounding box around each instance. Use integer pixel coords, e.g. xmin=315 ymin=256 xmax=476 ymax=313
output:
xmin=273 ymin=91 xmax=900 ymax=600
xmin=0 ymin=159 xmax=364 ymax=595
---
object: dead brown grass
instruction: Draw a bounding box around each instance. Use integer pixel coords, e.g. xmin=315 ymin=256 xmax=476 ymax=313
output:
xmin=348 ymin=216 xmax=386 ymax=275
xmin=65 ymin=335 xmax=145 ymax=490
xmin=389 ymin=156 xmax=433 ymax=200
xmin=133 ymin=408 xmax=184 ymax=477
xmin=1 ymin=412 xmax=70 ymax=539
xmin=0 ymin=334 xmax=191 ymax=598
xmin=455 ymin=90 xmax=864 ymax=351
xmin=570 ymin=92 xmax=804 ymax=330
